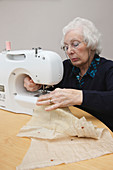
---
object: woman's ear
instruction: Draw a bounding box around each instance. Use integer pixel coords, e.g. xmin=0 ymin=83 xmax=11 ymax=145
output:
xmin=89 ymin=48 xmax=95 ymax=57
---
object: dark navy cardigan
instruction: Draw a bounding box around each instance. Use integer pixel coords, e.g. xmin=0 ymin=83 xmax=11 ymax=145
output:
xmin=53 ymin=54 xmax=113 ymax=132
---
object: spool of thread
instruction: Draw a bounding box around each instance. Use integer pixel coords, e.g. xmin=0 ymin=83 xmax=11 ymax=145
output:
xmin=6 ymin=41 xmax=11 ymax=51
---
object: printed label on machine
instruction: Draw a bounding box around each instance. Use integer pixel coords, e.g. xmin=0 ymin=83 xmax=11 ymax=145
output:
xmin=0 ymin=85 xmax=5 ymax=92
xmin=0 ymin=88 xmax=6 ymax=107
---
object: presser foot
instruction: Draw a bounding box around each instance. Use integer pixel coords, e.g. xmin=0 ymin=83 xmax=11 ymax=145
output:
xmin=34 ymin=90 xmax=49 ymax=97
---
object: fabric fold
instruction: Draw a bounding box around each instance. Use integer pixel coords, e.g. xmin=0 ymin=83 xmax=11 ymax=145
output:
xmin=17 ymin=106 xmax=104 ymax=139
xmin=17 ymin=106 xmax=113 ymax=170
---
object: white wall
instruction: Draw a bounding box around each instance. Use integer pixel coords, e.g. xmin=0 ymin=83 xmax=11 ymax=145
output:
xmin=0 ymin=0 xmax=113 ymax=60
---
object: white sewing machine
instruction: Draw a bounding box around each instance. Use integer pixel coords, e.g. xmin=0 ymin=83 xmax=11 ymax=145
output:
xmin=0 ymin=48 xmax=63 ymax=115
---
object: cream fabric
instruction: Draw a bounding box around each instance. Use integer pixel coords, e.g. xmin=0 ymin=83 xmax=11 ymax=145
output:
xmin=17 ymin=106 xmax=113 ymax=170
xmin=17 ymin=106 xmax=104 ymax=139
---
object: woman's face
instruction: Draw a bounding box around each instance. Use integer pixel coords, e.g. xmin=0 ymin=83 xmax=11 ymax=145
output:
xmin=64 ymin=29 xmax=91 ymax=68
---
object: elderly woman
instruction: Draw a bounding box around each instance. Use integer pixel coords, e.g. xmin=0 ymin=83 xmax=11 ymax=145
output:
xmin=24 ymin=17 xmax=113 ymax=132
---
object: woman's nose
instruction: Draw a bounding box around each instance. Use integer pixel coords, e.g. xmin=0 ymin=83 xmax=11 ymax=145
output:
xmin=67 ymin=45 xmax=74 ymax=54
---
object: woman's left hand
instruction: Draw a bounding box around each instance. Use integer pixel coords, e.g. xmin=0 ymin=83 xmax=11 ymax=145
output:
xmin=36 ymin=88 xmax=83 ymax=111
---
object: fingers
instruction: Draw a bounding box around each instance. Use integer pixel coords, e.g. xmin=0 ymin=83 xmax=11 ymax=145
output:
xmin=37 ymin=93 xmax=55 ymax=106
xmin=37 ymin=98 xmax=61 ymax=111
xmin=37 ymin=88 xmax=61 ymax=101
xmin=36 ymin=88 xmax=83 ymax=111
xmin=45 ymin=103 xmax=60 ymax=111
xmin=29 ymin=79 xmax=34 ymax=83
xmin=24 ymin=76 xmax=42 ymax=92
xmin=37 ymin=99 xmax=52 ymax=106
xmin=37 ymin=93 xmax=52 ymax=101
xmin=36 ymin=88 xmax=64 ymax=111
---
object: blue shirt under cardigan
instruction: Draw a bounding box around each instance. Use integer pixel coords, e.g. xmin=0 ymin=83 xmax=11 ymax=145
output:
xmin=53 ymin=54 xmax=113 ymax=132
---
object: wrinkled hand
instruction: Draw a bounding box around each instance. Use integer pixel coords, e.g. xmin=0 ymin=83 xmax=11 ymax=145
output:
xmin=24 ymin=76 xmax=42 ymax=92
xmin=36 ymin=88 xmax=83 ymax=111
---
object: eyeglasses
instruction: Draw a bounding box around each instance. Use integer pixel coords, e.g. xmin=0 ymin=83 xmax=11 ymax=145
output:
xmin=61 ymin=40 xmax=84 ymax=52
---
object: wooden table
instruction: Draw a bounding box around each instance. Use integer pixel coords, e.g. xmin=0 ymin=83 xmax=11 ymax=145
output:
xmin=0 ymin=107 xmax=113 ymax=170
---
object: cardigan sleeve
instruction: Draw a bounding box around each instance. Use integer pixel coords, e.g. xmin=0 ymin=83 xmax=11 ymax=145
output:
xmin=82 ymin=90 xmax=113 ymax=113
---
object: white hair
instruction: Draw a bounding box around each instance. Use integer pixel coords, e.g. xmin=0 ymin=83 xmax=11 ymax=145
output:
xmin=61 ymin=17 xmax=102 ymax=54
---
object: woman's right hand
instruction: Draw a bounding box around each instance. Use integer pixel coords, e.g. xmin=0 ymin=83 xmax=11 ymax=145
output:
xmin=24 ymin=76 xmax=42 ymax=92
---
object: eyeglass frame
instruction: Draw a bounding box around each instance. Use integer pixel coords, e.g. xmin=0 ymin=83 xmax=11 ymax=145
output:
xmin=61 ymin=40 xmax=84 ymax=52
